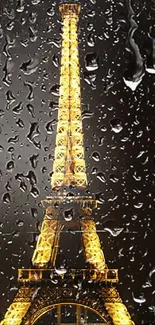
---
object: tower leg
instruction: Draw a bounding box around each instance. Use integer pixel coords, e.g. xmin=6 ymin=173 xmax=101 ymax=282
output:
xmin=101 ymin=287 xmax=135 ymax=325
xmin=32 ymin=217 xmax=60 ymax=268
xmin=0 ymin=287 xmax=36 ymax=325
xmin=80 ymin=207 xmax=106 ymax=272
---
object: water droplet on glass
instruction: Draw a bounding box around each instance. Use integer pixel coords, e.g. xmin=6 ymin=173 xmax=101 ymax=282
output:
xmin=50 ymin=84 xmax=59 ymax=96
xmin=85 ymin=53 xmax=99 ymax=71
xmin=104 ymin=227 xmax=123 ymax=237
xmin=31 ymin=0 xmax=41 ymax=4
xmin=47 ymin=7 xmax=55 ymax=17
xmin=52 ymin=54 xmax=59 ymax=68
xmin=16 ymin=118 xmax=25 ymax=128
xmin=12 ymin=102 xmax=23 ymax=114
xmin=45 ymin=120 xmax=57 ymax=134
xmin=132 ymin=294 xmax=146 ymax=304
xmin=27 ymin=104 xmax=35 ymax=118
xmin=134 ymin=202 xmax=143 ymax=209
xmin=6 ymin=160 xmax=14 ymax=172
xmin=110 ymin=118 xmax=123 ymax=133
xmin=16 ymin=0 xmax=25 ymax=12
xmin=31 ymin=208 xmax=38 ymax=218
xmin=29 ymin=26 xmax=38 ymax=42
xmin=87 ymin=33 xmax=95 ymax=47
xmin=64 ymin=209 xmax=73 ymax=221
xmin=29 ymin=12 xmax=37 ymax=24
xmin=92 ymin=151 xmax=100 ymax=162
xmin=97 ymin=172 xmax=106 ymax=183
xmin=2 ymin=192 xmax=11 ymax=204
xmin=109 ymin=174 xmax=119 ymax=183
xmin=6 ymin=90 xmax=15 ymax=104
xmin=29 ymin=154 xmax=39 ymax=168
xmin=55 ymin=267 xmax=67 ymax=275
xmin=8 ymin=135 xmax=19 ymax=144
xmin=30 ymin=186 xmax=39 ymax=198
xmin=20 ymin=58 xmax=39 ymax=75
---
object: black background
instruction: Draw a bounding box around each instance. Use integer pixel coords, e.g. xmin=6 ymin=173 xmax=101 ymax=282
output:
xmin=0 ymin=0 xmax=155 ymax=324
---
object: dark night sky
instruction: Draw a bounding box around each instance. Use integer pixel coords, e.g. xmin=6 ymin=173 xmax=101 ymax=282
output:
xmin=0 ymin=0 xmax=155 ymax=324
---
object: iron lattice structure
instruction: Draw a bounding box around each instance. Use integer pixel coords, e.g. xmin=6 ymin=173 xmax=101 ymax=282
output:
xmin=0 ymin=3 xmax=135 ymax=325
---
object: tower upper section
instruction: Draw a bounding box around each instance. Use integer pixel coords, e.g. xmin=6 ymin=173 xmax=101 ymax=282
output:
xmin=51 ymin=3 xmax=87 ymax=190
xmin=59 ymin=3 xmax=80 ymax=18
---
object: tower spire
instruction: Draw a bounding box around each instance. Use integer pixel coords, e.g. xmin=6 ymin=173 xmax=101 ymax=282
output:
xmin=51 ymin=3 xmax=87 ymax=189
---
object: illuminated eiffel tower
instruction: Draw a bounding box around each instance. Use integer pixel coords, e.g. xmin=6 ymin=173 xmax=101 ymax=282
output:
xmin=0 ymin=3 xmax=135 ymax=325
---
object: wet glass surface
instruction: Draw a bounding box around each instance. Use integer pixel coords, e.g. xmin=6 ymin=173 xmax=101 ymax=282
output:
xmin=0 ymin=0 xmax=155 ymax=324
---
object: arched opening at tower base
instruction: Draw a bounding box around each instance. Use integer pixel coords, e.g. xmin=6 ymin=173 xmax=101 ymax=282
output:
xmin=33 ymin=303 xmax=109 ymax=325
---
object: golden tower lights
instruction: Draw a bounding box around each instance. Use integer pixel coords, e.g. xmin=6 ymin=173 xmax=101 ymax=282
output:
xmin=0 ymin=4 xmax=135 ymax=325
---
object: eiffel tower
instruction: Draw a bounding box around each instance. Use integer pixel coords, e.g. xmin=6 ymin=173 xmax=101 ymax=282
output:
xmin=0 ymin=3 xmax=135 ymax=325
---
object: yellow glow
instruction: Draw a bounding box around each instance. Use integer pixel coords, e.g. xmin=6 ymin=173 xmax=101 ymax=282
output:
xmin=80 ymin=209 xmax=106 ymax=273
xmin=51 ymin=6 xmax=87 ymax=189
xmin=0 ymin=4 xmax=135 ymax=325
xmin=32 ymin=218 xmax=60 ymax=268
xmin=105 ymin=303 xmax=135 ymax=325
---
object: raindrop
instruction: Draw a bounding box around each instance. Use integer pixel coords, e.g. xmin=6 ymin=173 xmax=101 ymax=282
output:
xmin=16 ymin=118 xmax=25 ymax=128
xmin=6 ymin=90 xmax=15 ymax=104
xmin=85 ymin=53 xmax=99 ymax=71
xmin=47 ymin=7 xmax=55 ymax=17
xmin=31 ymin=208 xmax=38 ymax=218
xmin=16 ymin=220 xmax=24 ymax=226
xmin=2 ymin=192 xmax=11 ymax=204
xmin=109 ymin=174 xmax=119 ymax=183
xmin=30 ymin=186 xmax=39 ymax=198
xmin=132 ymin=294 xmax=146 ymax=304
xmin=29 ymin=154 xmax=39 ymax=168
xmin=29 ymin=12 xmax=37 ymax=24
xmin=12 ymin=102 xmax=23 ymax=114
xmin=123 ymin=77 xmax=143 ymax=92
xmin=7 ymin=21 xmax=14 ymax=31
xmin=27 ymin=122 xmax=40 ymax=145
xmin=110 ymin=118 xmax=123 ymax=133
xmin=20 ymin=58 xmax=39 ymax=75
xmin=64 ymin=209 xmax=73 ymax=222
xmin=50 ymin=84 xmax=59 ymax=96
xmin=82 ymin=110 xmax=94 ymax=119
xmin=87 ymin=33 xmax=95 ymax=47
xmin=52 ymin=54 xmax=59 ymax=68
xmin=3 ymin=59 xmax=14 ymax=86
xmin=145 ymin=34 xmax=155 ymax=74
xmin=20 ymin=180 xmax=27 ymax=192
xmin=6 ymin=160 xmax=14 ymax=172
xmin=3 ymin=7 xmax=15 ymax=19
xmin=31 ymin=0 xmax=41 ymax=4
xmin=5 ymin=181 xmax=11 ymax=191
xmin=149 ymin=266 xmax=155 ymax=278
xmin=27 ymin=104 xmax=35 ymax=117
xmin=123 ymin=0 xmax=145 ymax=91
xmin=97 ymin=172 xmax=106 ymax=183
xmin=8 ymin=135 xmax=19 ymax=144
xmin=0 ymin=109 xmax=4 ymax=117
xmin=104 ymin=227 xmax=123 ymax=237
xmin=55 ymin=267 xmax=67 ymax=275
xmin=16 ymin=0 xmax=25 ymax=12
xmin=134 ymin=202 xmax=143 ymax=209
xmin=25 ymin=81 xmax=34 ymax=100
xmin=29 ymin=26 xmax=38 ymax=42
xmin=83 ymin=72 xmax=96 ymax=89
xmin=26 ymin=170 xmax=37 ymax=186
xmin=92 ymin=151 xmax=100 ymax=162
xmin=45 ymin=120 xmax=57 ymax=134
